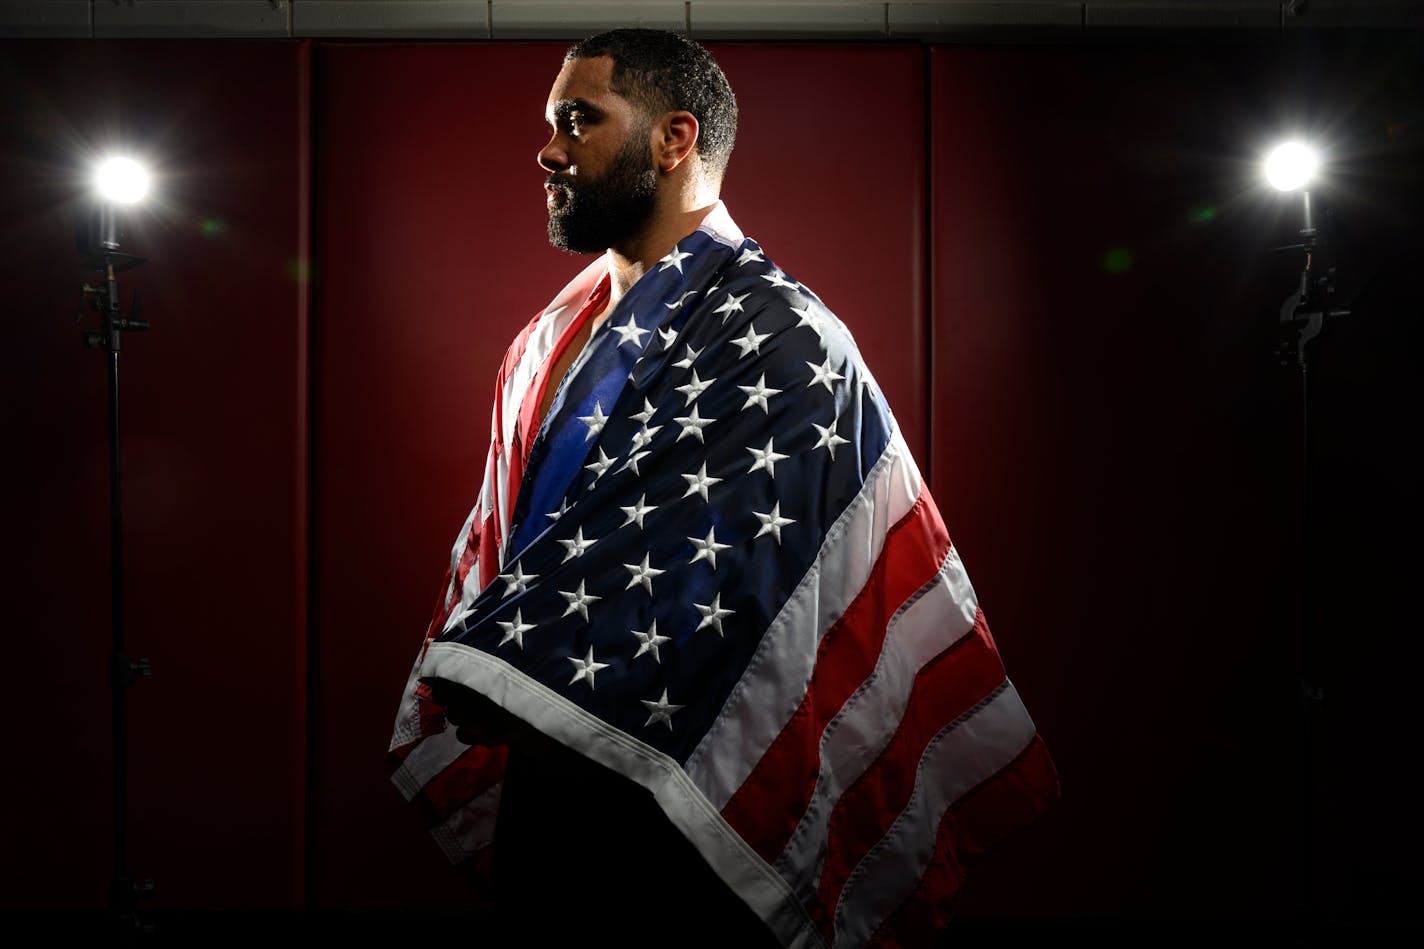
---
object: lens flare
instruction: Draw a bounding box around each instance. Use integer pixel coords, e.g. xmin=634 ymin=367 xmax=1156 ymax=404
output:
xmin=94 ymin=156 xmax=150 ymax=204
xmin=1264 ymin=142 xmax=1318 ymax=192
xmin=1100 ymin=246 xmax=1134 ymax=274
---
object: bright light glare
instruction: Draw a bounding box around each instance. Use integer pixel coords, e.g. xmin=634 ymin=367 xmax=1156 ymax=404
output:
xmin=94 ymin=156 xmax=150 ymax=204
xmin=1264 ymin=142 xmax=1318 ymax=192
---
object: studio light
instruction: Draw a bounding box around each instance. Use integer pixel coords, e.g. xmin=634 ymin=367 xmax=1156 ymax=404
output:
xmin=1264 ymin=141 xmax=1319 ymax=192
xmin=94 ymin=155 xmax=150 ymax=204
xmin=79 ymin=156 xmax=152 ymax=261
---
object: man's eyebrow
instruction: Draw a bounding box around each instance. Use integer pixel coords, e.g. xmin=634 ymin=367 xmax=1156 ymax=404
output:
xmin=548 ymin=97 xmax=602 ymax=124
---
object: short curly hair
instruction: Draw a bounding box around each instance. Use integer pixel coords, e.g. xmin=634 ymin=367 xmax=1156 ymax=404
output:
xmin=565 ymin=28 xmax=738 ymax=177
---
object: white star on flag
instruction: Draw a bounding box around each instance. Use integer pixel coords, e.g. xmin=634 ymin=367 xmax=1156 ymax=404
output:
xmin=762 ymin=269 xmax=797 ymax=289
xmin=675 ymin=369 xmax=716 ymax=406
xmin=620 ymin=493 xmax=656 ymax=529
xmin=631 ymin=619 xmax=671 ymax=663
xmin=688 ymin=526 xmax=732 ymax=569
xmin=713 ymin=292 xmax=749 ymax=322
xmin=577 ymin=401 xmax=608 ymax=440
xmin=559 ymin=580 xmax=601 ymax=620
xmin=681 ymin=462 xmax=722 ymax=502
xmin=753 ymin=502 xmax=797 ymax=544
xmin=672 ymin=344 xmax=702 ymax=370
xmin=738 ymin=373 xmax=783 ymax=413
xmin=791 ymin=304 xmax=829 ymax=348
xmin=673 ymin=405 xmax=716 ymax=443
xmin=629 ymin=398 xmax=657 ymax=425
xmin=658 ymin=247 xmax=693 ymax=272
xmin=617 ymin=449 xmax=652 ymax=475
xmin=813 ymin=420 xmax=851 ymax=460
xmin=495 ymin=609 xmax=535 ymax=649
xmin=611 ymin=314 xmax=649 ymax=349
xmin=665 ymin=290 xmax=696 ymax=310
xmin=730 ymin=324 xmax=771 ymax=358
xmin=736 ymin=247 xmax=764 ymax=266
xmin=567 ymin=645 xmax=610 ymax=688
xmin=624 ymin=553 xmax=666 ymax=595
xmin=695 ymin=593 xmax=734 ymax=636
xmin=546 ymin=499 xmax=569 ymax=522
xmin=657 ymin=326 xmax=677 ymax=348
xmin=631 ymin=424 xmax=662 ymax=452
xmin=746 ymin=437 xmax=790 ymax=478
xmin=806 ymin=357 xmax=845 ymax=393
xmin=640 ymin=688 xmax=684 ymax=730
xmin=501 ymin=562 xmax=537 ymax=598
xmin=584 ymin=448 xmax=615 ymax=481
xmin=558 ymin=527 xmax=596 ymax=562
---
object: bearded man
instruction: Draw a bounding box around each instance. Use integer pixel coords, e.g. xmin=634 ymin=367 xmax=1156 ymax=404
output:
xmin=389 ymin=29 xmax=1058 ymax=948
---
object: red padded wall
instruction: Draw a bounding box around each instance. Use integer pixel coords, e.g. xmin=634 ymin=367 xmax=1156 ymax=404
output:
xmin=309 ymin=42 xmax=925 ymax=909
xmin=0 ymin=41 xmax=310 ymax=909
xmin=928 ymin=38 xmax=1424 ymax=923
xmin=927 ymin=44 xmax=1354 ymax=920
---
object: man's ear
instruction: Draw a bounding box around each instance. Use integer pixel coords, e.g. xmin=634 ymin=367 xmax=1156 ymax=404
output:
xmin=655 ymin=110 xmax=700 ymax=174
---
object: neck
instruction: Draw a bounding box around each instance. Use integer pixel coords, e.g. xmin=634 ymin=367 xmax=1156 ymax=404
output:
xmin=604 ymin=195 xmax=720 ymax=311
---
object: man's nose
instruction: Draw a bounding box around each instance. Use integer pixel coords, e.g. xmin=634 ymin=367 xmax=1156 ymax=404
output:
xmin=538 ymin=133 xmax=568 ymax=173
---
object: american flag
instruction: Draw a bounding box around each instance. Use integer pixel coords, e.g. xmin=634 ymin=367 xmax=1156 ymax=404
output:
xmin=388 ymin=203 xmax=1059 ymax=947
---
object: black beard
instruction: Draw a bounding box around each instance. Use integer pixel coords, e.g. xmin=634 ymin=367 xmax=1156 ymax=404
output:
xmin=546 ymin=133 xmax=657 ymax=254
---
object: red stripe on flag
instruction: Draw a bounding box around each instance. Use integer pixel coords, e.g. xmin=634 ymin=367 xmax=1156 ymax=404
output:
xmin=500 ymin=430 xmax=522 ymax=566
xmin=866 ymin=736 xmax=1059 ymax=948
xmin=815 ymin=609 xmax=1008 ymax=927
xmin=415 ymin=685 xmax=449 ymax=741
xmin=386 ymin=741 xmax=417 ymax=768
xmin=426 ymin=565 xmax=457 ymax=635
xmin=411 ymin=744 xmax=508 ymax=828
xmin=453 ymin=502 xmax=484 ymax=599
xmin=719 ymin=492 xmax=949 ymax=861
xmin=385 ymin=685 xmax=457 ymax=767
xmin=475 ymin=508 xmax=501 ymax=594
xmin=500 ymin=308 xmax=540 ymax=393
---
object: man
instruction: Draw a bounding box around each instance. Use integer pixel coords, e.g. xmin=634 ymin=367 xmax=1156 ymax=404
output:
xmin=389 ymin=29 xmax=1058 ymax=948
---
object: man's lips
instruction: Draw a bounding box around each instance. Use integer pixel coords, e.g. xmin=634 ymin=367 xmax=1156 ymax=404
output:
xmin=545 ymin=179 xmax=572 ymax=208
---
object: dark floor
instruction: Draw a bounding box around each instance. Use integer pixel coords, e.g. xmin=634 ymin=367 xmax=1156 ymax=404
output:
xmin=7 ymin=911 xmax=1423 ymax=947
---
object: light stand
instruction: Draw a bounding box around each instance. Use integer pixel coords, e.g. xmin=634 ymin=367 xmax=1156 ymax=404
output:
xmin=75 ymin=165 xmax=155 ymax=940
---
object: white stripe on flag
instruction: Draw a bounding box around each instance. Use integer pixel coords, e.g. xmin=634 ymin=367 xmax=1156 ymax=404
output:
xmin=429 ymin=781 xmax=502 ymax=864
xmin=390 ymin=724 xmax=470 ymax=802
xmin=684 ymin=428 xmax=921 ymax=810
xmin=491 ymin=412 xmax=515 ymax=573
xmin=774 ymin=545 xmax=979 ymax=895
xmin=832 ymin=680 xmax=1038 ymax=947
xmin=388 ymin=648 xmax=429 ymax=751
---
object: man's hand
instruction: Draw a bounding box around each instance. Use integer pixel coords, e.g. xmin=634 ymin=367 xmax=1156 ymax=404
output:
xmin=423 ymin=678 xmax=523 ymax=747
